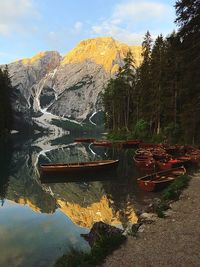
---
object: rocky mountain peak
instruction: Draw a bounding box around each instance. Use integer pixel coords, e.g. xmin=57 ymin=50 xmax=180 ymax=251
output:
xmin=18 ymin=51 xmax=62 ymax=66
xmin=61 ymin=37 xmax=143 ymax=73
xmin=5 ymin=37 xmax=143 ymax=131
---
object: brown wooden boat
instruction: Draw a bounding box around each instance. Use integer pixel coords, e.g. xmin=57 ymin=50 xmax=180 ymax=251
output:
xmin=139 ymin=143 xmax=162 ymax=149
xmin=122 ymin=140 xmax=140 ymax=149
xmin=137 ymin=166 xmax=186 ymax=192
xmin=185 ymin=150 xmax=200 ymax=164
xmin=133 ymin=154 xmax=156 ymax=171
xmin=40 ymin=159 xmax=119 ymax=176
xmin=151 ymin=148 xmax=169 ymax=160
xmin=74 ymin=138 xmax=96 ymax=143
xmin=156 ymin=156 xmax=192 ymax=170
xmin=163 ymin=145 xmax=183 ymax=155
xmin=92 ymin=141 xmax=113 ymax=147
xmin=135 ymin=148 xmax=152 ymax=156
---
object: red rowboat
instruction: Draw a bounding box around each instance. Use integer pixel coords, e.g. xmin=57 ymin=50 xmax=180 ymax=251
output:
xmin=92 ymin=141 xmax=113 ymax=147
xmin=40 ymin=159 xmax=119 ymax=176
xmin=133 ymin=154 xmax=156 ymax=171
xmin=137 ymin=166 xmax=186 ymax=192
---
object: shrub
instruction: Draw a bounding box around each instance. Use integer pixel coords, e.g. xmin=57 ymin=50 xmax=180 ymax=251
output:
xmin=54 ymin=233 xmax=126 ymax=267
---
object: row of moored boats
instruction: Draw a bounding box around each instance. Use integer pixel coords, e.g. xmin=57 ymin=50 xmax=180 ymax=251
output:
xmin=134 ymin=143 xmax=200 ymax=191
xmin=40 ymin=139 xmax=200 ymax=192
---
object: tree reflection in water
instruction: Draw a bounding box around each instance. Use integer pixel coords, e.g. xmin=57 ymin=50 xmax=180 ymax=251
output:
xmin=0 ymin=138 xmax=11 ymax=206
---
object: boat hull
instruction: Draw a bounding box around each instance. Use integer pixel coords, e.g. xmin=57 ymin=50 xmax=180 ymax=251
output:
xmin=137 ymin=166 xmax=186 ymax=192
xmin=92 ymin=141 xmax=112 ymax=147
xmin=74 ymin=138 xmax=96 ymax=143
xmin=40 ymin=160 xmax=119 ymax=177
xmin=138 ymin=178 xmax=174 ymax=192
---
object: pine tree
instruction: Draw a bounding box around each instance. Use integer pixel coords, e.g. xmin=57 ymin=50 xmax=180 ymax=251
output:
xmin=175 ymin=0 xmax=200 ymax=143
xmin=163 ymin=33 xmax=182 ymax=128
xmin=117 ymin=50 xmax=136 ymax=131
xmin=151 ymin=34 xmax=170 ymax=135
xmin=103 ymin=51 xmax=136 ymax=132
xmin=0 ymin=66 xmax=13 ymax=135
xmin=137 ymin=31 xmax=153 ymax=132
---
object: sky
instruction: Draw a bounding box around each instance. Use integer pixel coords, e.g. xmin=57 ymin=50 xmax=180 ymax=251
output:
xmin=0 ymin=0 xmax=177 ymax=64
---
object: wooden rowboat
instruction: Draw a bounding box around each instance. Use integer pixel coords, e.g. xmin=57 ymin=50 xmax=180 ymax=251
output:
xmin=137 ymin=166 xmax=186 ymax=192
xmin=156 ymin=156 xmax=192 ymax=170
xmin=92 ymin=141 xmax=113 ymax=147
xmin=40 ymin=159 xmax=119 ymax=176
xmin=139 ymin=143 xmax=162 ymax=149
xmin=133 ymin=154 xmax=156 ymax=171
xmin=74 ymin=138 xmax=96 ymax=143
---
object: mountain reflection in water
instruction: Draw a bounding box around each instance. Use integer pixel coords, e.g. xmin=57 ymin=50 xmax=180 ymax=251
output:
xmin=0 ymin=134 xmax=156 ymax=267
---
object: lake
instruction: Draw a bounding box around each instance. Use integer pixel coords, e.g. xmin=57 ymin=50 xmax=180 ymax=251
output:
xmin=0 ymin=133 xmax=156 ymax=267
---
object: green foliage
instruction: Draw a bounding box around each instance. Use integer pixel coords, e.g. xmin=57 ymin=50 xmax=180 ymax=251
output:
xmin=163 ymin=123 xmax=182 ymax=143
xmin=102 ymin=12 xmax=200 ymax=144
xmin=175 ymin=0 xmax=200 ymax=144
xmin=161 ymin=174 xmax=190 ymax=201
xmin=107 ymin=130 xmax=127 ymax=140
xmin=132 ymin=119 xmax=148 ymax=139
xmin=54 ymin=233 xmax=126 ymax=267
xmin=156 ymin=174 xmax=191 ymax=217
xmin=103 ymin=50 xmax=137 ymax=132
xmin=151 ymin=132 xmax=165 ymax=143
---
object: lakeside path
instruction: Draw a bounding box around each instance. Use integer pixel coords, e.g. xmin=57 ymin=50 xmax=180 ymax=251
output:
xmin=101 ymin=172 xmax=200 ymax=267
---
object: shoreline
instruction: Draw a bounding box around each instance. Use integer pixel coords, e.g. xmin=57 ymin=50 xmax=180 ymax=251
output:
xmin=101 ymin=171 xmax=200 ymax=266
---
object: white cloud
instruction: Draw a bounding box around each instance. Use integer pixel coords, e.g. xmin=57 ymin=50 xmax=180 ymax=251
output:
xmin=113 ymin=1 xmax=172 ymax=22
xmin=73 ymin=21 xmax=83 ymax=32
xmin=0 ymin=0 xmax=39 ymax=35
xmin=92 ymin=22 xmax=144 ymax=45
xmin=91 ymin=0 xmax=174 ymax=45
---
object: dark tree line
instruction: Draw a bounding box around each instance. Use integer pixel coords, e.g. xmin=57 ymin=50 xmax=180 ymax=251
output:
xmin=0 ymin=65 xmax=13 ymax=136
xmin=103 ymin=0 xmax=200 ymax=144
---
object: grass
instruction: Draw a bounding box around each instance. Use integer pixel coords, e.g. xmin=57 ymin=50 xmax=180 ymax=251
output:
xmin=156 ymin=174 xmax=191 ymax=218
xmin=54 ymin=233 xmax=126 ymax=267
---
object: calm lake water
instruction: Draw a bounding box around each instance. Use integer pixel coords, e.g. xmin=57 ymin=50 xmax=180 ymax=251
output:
xmin=0 ymin=133 xmax=156 ymax=267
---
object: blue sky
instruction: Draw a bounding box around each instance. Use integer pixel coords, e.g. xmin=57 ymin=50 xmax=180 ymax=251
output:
xmin=0 ymin=0 xmax=176 ymax=64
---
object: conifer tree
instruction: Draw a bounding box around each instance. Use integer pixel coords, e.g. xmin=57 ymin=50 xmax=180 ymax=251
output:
xmin=137 ymin=31 xmax=153 ymax=131
xmin=150 ymin=35 xmax=166 ymax=134
xmin=0 ymin=66 xmax=13 ymax=135
xmin=103 ymin=51 xmax=136 ymax=132
xmin=175 ymin=0 xmax=200 ymax=143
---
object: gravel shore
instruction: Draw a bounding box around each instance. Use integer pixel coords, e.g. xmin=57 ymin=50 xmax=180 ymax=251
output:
xmin=101 ymin=172 xmax=200 ymax=267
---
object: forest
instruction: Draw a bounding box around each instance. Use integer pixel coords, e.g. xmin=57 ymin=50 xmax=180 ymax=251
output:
xmin=0 ymin=66 xmax=13 ymax=137
xmin=103 ymin=0 xmax=200 ymax=144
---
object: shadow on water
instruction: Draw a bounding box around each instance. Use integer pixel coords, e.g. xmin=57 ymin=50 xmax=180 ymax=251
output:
xmin=0 ymin=138 xmax=12 ymax=205
xmin=40 ymin=169 xmax=119 ymax=184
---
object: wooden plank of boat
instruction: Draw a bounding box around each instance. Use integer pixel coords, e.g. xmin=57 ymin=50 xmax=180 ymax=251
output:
xmin=156 ymin=157 xmax=192 ymax=170
xmin=163 ymin=145 xmax=182 ymax=155
xmin=133 ymin=155 xmax=156 ymax=171
xmin=185 ymin=150 xmax=200 ymax=163
xmin=137 ymin=166 xmax=186 ymax=192
xmin=139 ymin=143 xmax=162 ymax=149
xmin=74 ymin=138 xmax=96 ymax=143
xmin=92 ymin=141 xmax=113 ymax=147
xmin=40 ymin=159 xmax=119 ymax=176
xmin=156 ymin=159 xmax=181 ymax=170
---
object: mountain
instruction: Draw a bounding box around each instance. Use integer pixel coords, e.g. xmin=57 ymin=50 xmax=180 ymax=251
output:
xmin=5 ymin=37 xmax=143 ymax=132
